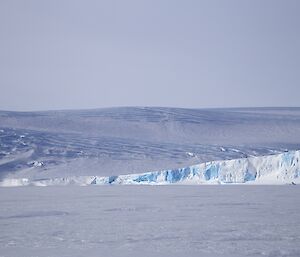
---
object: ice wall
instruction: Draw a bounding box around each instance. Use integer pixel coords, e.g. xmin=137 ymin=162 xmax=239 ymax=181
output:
xmin=92 ymin=150 xmax=300 ymax=185
xmin=1 ymin=151 xmax=299 ymax=186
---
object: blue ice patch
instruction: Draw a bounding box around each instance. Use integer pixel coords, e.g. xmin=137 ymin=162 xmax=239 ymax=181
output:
xmin=165 ymin=167 xmax=191 ymax=183
xmin=108 ymin=176 xmax=118 ymax=184
xmin=133 ymin=172 xmax=158 ymax=183
xmin=282 ymin=152 xmax=294 ymax=166
xmin=204 ymin=164 xmax=219 ymax=180
xmin=244 ymin=169 xmax=257 ymax=181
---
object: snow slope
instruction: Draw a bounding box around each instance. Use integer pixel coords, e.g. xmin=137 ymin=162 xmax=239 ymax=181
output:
xmin=0 ymin=107 xmax=300 ymax=181
xmin=1 ymin=150 xmax=299 ymax=186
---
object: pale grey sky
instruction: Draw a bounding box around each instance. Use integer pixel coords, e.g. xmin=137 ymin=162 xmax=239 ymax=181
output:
xmin=0 ymin=0 xmax=299 ymax=111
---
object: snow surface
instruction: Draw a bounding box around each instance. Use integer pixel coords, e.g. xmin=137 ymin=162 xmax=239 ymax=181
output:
xmin=0 ymin=186 xmax=300 ymax=257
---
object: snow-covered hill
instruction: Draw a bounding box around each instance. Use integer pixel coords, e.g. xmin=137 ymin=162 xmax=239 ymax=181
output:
xmin=0 ymin=107 xmax=300 ymax=183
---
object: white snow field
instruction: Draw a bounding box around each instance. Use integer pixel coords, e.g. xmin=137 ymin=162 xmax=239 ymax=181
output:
xmin=0 ymin=186 xmax=300 ymax=257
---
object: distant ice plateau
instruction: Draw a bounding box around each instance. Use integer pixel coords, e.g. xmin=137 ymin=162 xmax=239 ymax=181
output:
xmin=1 ymin=150 xmax=299 ymax=186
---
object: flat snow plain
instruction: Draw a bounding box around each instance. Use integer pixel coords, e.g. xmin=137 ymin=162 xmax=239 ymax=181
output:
xmin=1 ymin=185 xmax=300 ymax=257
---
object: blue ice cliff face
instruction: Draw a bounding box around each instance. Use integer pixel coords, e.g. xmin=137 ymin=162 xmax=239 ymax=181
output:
xmin=1 ymin=150 xmax=299 ymax=186
xmin=92 ymin=150 xmax=300 ymax=185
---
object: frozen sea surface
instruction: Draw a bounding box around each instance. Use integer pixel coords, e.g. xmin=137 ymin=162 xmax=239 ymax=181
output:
xmin=0 ymin=186 xmax=299 ymax=257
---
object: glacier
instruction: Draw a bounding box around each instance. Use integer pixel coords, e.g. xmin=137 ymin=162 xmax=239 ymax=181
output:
xmin=92 ymin=150 xmax=300 ymax=185
xmin=1 ymin=150 xmax=299 ymax=186
xmin=1 ymin=107 xmax=300 ymax=180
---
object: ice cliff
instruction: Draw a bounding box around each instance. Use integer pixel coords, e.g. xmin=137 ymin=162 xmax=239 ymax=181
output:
xmin=92 ymin=150 xmax=300 ymax=185
xmin=1 ymin=150 xmax=299 ymax=186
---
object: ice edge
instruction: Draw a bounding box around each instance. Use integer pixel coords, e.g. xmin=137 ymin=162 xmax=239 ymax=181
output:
xmin=1 ymin=151 xmax=300 ymax=186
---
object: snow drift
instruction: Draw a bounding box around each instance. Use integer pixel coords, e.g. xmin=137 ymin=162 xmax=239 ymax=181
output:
xmin=1 ymin=150 xmax=299 ymax=186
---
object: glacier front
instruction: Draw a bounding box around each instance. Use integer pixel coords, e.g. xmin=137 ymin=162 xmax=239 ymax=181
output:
xmin=1 ymin=150 xmax=299 ymax=186
xmin=92 ymin=150 xmax=300 ymax=185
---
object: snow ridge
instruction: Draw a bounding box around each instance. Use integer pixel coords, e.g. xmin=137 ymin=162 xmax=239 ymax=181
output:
xmin=1 ymin=151 xmax=299 ymax=186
